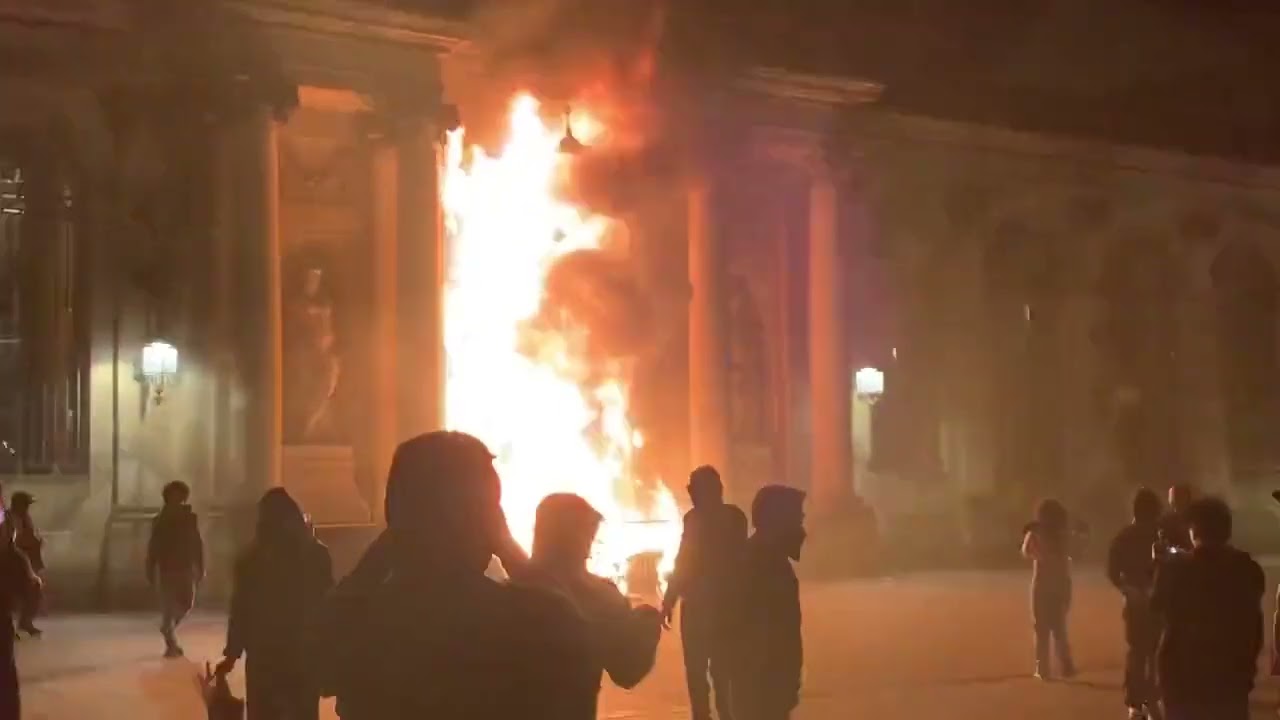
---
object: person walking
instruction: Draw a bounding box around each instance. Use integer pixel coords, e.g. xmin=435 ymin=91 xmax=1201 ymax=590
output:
xmin=146 ymin=481 xmax=204 ymax=658
xmin=8 ymin=491 xmax=43 ymax=637
xmin=662 ymin=465 xmax=748 ymax=720
xmin=1107 ymin=488 xmax=1162 ymax=719
xmin=310 ymin=431 xmax=599 ymax=720
xmin=1021 ymin=499 xmax=1077 ymax=680
xmin=217 ymin=488 xmax=332 ymax=720
xmin=730 ymin=485 xmax=807 ymax=720
xmin=1152 ymin=497 xmax=1263 ymax=720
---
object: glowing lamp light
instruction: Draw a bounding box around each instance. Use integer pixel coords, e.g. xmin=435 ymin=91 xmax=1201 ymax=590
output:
xmin=855 ymin=367 xmax=885 ymax=405
xmin=139 ymin=340 xmax=179 ymax=404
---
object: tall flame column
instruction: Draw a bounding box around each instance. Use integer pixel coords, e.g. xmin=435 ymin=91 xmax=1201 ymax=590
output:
xmin=808 ymin=171 xmax=853 ymax=512
xmin=688 ymin=178 xmax=731 ymax=490
xmin=395 ymin=118 xmax=446 ymax=439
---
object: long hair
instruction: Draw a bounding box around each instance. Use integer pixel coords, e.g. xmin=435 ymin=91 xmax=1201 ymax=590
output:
xmin=1035 ymin=499 xmax=1069 ymax=552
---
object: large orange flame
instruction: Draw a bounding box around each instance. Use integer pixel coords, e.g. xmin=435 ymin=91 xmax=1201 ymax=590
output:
xmin=441 ymin=94 xmax=680 ymax=594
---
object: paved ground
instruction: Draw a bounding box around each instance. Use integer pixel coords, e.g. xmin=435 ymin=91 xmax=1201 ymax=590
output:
xmin=17 ymin=569 xmax=1280 ymax=719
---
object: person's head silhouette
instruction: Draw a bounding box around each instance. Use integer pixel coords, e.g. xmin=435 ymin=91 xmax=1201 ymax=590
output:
xmin=384 ymin=431 xmax=503 ymax=575
xmin=532 ymin=493 xmax=602 ymax=570
xmin=751 ymin=485 xmax=806 ymax=560
xmin=687 ymin=465 xmax=723 ymax=508
xmin=255 ymin=487 xmax=309 ymax=546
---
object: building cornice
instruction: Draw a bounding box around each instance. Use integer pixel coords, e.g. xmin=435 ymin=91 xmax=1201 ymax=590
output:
xmin=225 ymin=0 xmax=467 ymax=54
xmin=736 ymin=67 xmax=883 ymax=108
xmin=858 ymin=110 xmax=1280 ymax=191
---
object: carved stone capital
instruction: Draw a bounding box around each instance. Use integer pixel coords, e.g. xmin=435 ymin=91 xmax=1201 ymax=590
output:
xmin=367 ymin=93 xmax=459 ymax=146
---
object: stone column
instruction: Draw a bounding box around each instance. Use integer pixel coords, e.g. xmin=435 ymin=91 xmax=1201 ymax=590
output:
xmin=808 ymin=172 xmax=853 ymax=513
xmin=370 ymin=138 xmax=399 ymax=521
xmin=240 ymin=108 xmax=283 ymax=493
xmin=687 ymin=178 xmax=731 ymax=486
xmin=396 ymin=120 xmax=445 ymax=439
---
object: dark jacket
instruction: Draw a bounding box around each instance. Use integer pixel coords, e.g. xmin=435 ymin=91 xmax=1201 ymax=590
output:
xmin=146 ymin=504 xmax=204 ymax=583
xmin=224 ymin=537 xmax=332 ymax=665
xmin=312 ymin=572 xmax=599 ymax=720
xmin=663 ymin=503 xmax=748 ymax=612
xmin=11 ymin=513 xmax=42 ymax=573
xmin=732 ymin=534 xmax=802 ymax=716
xmin=528 ymin=564 xmax=661 ymax=693
xmin=1151 ymin=545 xmax=1263 ymax=704
xmin=1107 ymin=522 xmax=1159 ymax=595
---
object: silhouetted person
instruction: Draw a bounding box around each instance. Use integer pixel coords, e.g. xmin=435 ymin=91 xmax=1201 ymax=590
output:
xmin=1021 ymin=499 xmax=1076 ymax=680
xmin=1152 ymin=497 xmax=1262 ymax=720
xmin=217 ymin=488 xmax=332 ymax=720
xmin=1156 ymin=484 xmax=1194 ymax=558
xmin=1107 ymin=488 xmax=1162 ymax=719
xmin=9 ymin=491 xmax=42 ymax=637
xmin=731 ymin=485 xmax=806 ymax=720
xmin=527 ymin=493 xmax=662 ymax=713
xmin=0 ymin=514 xmax=37 ymax=719
xmin=146 ymin=480 xmax=204 ymax=658
xmin=662 ymin=465 xmax=748 ymax=720
xmin=311 ymin=431 xmax=598 ymax=719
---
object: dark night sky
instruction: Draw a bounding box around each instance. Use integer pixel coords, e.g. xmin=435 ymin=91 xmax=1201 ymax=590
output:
xmin=383 ymin=0 xmax=1280 ymax=163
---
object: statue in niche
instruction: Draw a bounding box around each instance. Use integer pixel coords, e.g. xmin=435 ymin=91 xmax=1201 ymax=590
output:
xmin=283 ymin=257 xmax=344 ymax=445
xmin=726 ymin=276 xmax=771 ymax=444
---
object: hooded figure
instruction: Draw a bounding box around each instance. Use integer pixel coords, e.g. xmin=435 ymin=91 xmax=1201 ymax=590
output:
xmin=218 ymin=488 xmax=332 ymax=720
xmin=9 ymin=491 xmax=42 ymax=636
xmin=310 ymin=431 xmax=598 ymax=720
xmin=527 ymin=493 xmax=662 ymax=713
xmin=663 ymin=465 xmax=748 ymax=720
xmin=731 ymin=485 xmax=806 ymax=720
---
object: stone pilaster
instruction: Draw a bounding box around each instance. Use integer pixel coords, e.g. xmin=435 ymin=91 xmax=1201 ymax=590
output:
xmin=687 ymin=178 xmax=731 ymax=485
xmin=808 ymin=172 xmax=853 ymax=513
xmin=395 ymin=119 xmax=445 ymax=439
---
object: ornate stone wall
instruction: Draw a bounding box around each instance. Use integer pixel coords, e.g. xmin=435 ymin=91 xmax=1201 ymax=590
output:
xmin=858 ymin=110 xmax=1280 ymax=552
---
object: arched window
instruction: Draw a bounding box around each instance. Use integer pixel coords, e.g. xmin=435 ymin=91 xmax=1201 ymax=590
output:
xmin=1212 ymin=243 xmax=1279 ymax=481
xmin=1097 ymin=241 xmax=1178 ymax=487
xmin=983 ymin=230 xmax=1059 ymax=489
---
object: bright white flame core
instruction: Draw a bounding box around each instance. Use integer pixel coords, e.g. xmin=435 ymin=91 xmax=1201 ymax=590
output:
xmin=441 ymin=94 xmax=679 ymax=593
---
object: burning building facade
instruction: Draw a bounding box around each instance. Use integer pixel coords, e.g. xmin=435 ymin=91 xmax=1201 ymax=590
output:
xmin=1 ymin=0 xmax=1279 ymax=603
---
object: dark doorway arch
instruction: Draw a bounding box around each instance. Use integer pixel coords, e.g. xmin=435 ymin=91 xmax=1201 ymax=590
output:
xmin=1097 ymin=241 xmax=1179 ymax=488
xmin=982 ymin=228 xmax=1061 ymax=492
xmin=1212 ymin=242 xmax=1279 ymax=481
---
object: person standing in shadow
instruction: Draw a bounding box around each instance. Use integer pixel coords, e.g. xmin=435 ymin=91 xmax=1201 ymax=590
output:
xmin=662 ymin=465 xmax=748 ymax=720
xmin=1021 ymin=499 xmax=1078 ymax=681
xmin=1152 ymin=497 xmax=1263 ymax=720
xmin=310 ymin=431 xmax=598 ymax=720
xmin=731 ymin=485 xmax=806 ymax=720
xmin=1107 ymin=488 xmax=1162 ymax=719
xmin=0 ymin=510 xmax=39 ymax=719
xmin=526 ymin=493 xmax=663 ymax=713
xmin=9 ymin=491 xmax=43 ymax=637
xmin=217 ymin=488 xmax=333 ymax=720
xmin=146 ymin=480 xmax=204 ymax=658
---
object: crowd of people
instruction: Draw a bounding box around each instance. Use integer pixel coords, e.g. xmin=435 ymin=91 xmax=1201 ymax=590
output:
xmin=0 ymin=430 xmax=807 ymax=720
xmin=1023 ymin=485 xmax=1267 ymax=720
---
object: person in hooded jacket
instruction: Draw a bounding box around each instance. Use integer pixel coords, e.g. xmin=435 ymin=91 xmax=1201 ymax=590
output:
xmin=526 ymin=493 xmax=662 ymax=714
xmin=730 ymin=485 xmax=806 ymax=720
xmin=146 ymin=481 xmax=204 ymax=658
xmin=217 ymin=488 xmax=332 ymax=720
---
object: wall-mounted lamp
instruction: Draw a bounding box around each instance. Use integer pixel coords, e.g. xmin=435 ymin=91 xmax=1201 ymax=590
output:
xmin=138 ymin=339 xmax=179 ymax=405
xmin=855 ymin=367 xmax=885 ymax=405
